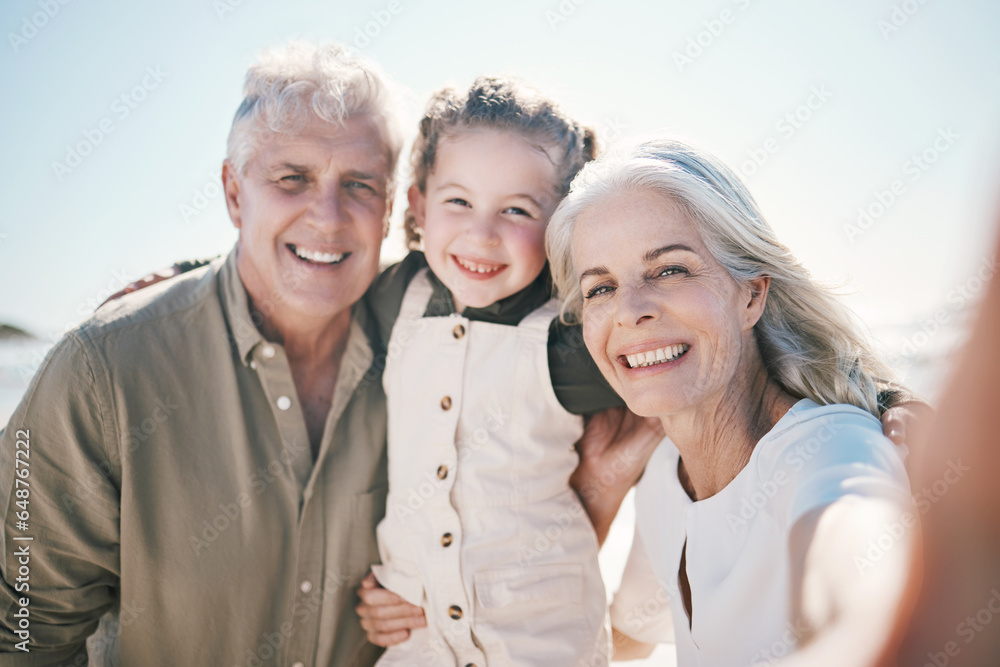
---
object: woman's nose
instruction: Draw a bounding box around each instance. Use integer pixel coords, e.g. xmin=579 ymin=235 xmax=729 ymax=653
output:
xmin=614 ymin=283 xmax=658 ymax=328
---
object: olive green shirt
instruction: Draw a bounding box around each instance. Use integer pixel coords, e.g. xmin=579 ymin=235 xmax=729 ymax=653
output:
xmin=0 ymin=248 xmax=388 ymax=666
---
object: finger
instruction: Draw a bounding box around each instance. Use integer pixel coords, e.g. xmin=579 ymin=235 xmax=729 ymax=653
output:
xmin=357 ymin=586 xmax=413 ymax=608
xmin=359 ymin=610 xmax=427 ymax=633
xmin=367 ymin=628 xmax=412 ymax=648
xmin=360 ymin=571 xmax=378 ymax=589
xmin=881 ymin=414 xmax=905 ymax=445
xmin=357 ymin=599 xmax=424 ymax=621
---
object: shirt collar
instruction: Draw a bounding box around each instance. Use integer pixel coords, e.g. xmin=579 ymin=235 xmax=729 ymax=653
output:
xmin=218 ymin=245 xmax=381 ymax=368
xmin=423 ymin=261 xmax=555 ymax=325
xmin=218 ymin=246 xmax=265 ymax=366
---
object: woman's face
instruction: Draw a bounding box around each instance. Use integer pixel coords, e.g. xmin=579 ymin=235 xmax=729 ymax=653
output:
xmin=571 ymin=188 xmax=762 ymax=419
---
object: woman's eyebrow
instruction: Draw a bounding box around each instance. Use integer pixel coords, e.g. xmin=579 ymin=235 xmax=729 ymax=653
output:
xmin=644 ymin=244 xmax=695 ymax=262
xmin=579 ymin=265 xmax=610 ymax=281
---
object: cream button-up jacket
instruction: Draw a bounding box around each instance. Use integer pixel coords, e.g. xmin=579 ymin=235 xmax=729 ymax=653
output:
xmin=373 ymin=270 xmax=610 ymax=667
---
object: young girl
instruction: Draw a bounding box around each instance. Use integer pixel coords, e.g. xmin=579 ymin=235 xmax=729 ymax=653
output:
xmin=363 ymin=76 xmax=619 ymax=666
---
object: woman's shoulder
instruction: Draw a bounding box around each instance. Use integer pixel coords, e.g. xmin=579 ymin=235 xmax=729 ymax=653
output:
xmin=757 ymin=399 xmax=891 ymax=463
xmin=751 ymin=399 xmax=910 ymax=530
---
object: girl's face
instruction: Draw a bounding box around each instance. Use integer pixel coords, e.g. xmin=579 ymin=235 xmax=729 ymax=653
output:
xmin=409 ymin=129 xmax=561 ymax=311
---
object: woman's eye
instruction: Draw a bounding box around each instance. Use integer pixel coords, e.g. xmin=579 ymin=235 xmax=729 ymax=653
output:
xmin=584 ymin=284 xmax=614 ymax=299
xmin=657 ymin=266 xmax=687 ymax=278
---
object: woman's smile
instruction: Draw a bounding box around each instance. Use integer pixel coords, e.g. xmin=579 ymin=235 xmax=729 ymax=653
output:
xmin=620 ymin=342 xmax=691 ymax=369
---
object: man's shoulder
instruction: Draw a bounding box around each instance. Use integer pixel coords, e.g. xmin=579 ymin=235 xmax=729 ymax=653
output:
xmin=76 ymin=258 xmax=224 ymax=345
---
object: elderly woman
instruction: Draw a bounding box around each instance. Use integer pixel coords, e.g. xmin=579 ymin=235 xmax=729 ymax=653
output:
xmin=546 ymin=139 xmax=914 ymax=665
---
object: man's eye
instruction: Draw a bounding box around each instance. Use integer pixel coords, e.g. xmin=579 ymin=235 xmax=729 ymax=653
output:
xmin=584 ymin=284 xmax=614 ymax=299
xmin=347 ymin=181 xmax=377 ymax=193
xmin=280 ymin=174 xmax=306 ymax=183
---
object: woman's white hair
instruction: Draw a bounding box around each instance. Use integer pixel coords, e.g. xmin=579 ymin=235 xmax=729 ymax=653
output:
xmin=546 ymin=138 xmax=898 ymax=416
xmin=226 ymin=42 xmax=404 ymax=192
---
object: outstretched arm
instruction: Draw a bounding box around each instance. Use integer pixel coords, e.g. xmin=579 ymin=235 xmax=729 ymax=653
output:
xmin=778 ymin=497 xmax=915 ymax=667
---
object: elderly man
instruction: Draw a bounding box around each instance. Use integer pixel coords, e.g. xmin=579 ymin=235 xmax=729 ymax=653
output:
xmin=0 ymin=43 xmax=401 ymax=665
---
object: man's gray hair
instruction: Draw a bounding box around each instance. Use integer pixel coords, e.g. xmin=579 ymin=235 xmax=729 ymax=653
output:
xmin=226 ymin=41 xmax=404 ymax=192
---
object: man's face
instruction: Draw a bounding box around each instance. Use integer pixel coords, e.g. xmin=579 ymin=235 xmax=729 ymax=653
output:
xmin=224 ymin=115 xmax=391 ymax=328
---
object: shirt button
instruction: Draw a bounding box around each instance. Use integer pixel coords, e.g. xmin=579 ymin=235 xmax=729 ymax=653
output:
xmin=277 ymin=396 xmax=292 ymax=411
xmin=249 ymin=360 xmax=258 ymax=370
xmin=300 ymin=580 xmax=312 ymax=593
xmin=448 ymin=605 xmax=463 ymax=620
xmin=440 ymin=396 xmax=452 ymax=411
xmin=436 ymin=465 xmax=448 ymax=480
xmin=452 ymin=324 xmax=465 ymax=339
xmin=441 ymin=533 xmax=453 ymax=547
xmin=262 ymin=345 xmax=276 ymax=359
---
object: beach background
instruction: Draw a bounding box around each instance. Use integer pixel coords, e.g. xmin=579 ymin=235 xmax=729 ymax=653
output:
xmin=2 ymin=0 xmax=999 ymax=663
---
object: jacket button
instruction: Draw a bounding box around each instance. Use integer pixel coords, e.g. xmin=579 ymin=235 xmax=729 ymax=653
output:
xmin=441 ymin=532 xmax=453 ymax=547
xmin=453 ymin=324 xmax=466 ymax=339
xmin=437 ymin=465 xmax=448 ymax=480
xmin=448 ymin=605 xmax=463 ymax=620
xmin=441 ymin=396 xmax=452 ymax=411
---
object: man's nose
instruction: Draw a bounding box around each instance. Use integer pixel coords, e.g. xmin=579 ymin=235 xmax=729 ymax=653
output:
xmin=308 ymin=187 xmax=349 ymax=230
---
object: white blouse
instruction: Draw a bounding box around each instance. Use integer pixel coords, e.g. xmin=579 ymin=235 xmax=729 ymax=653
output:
xmin=610 ymin=399 xmax=910 ymax=666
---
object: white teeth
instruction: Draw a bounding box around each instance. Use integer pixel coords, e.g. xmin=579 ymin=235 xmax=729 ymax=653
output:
xmin=292 ymin=246 xmax=346 ymax=264
xmin=455 ymin=257 xmax=503 ymax=274
xmin=625 ymin=344 xmax=689 ymax=369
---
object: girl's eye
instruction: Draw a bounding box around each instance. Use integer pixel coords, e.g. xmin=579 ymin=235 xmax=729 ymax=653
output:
xmin=446 ymin=198 xmax=470 ymax=207
xmin=584 ymin=284 xmax=615 ymax=299
xmin=503 ymin=206 xmax=532 ymax=217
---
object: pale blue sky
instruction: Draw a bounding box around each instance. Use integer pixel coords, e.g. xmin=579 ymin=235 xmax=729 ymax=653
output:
xmin=2 ymin=0 xmax=999 ymax=396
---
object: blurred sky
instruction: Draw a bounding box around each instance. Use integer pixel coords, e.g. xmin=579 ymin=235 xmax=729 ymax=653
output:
xmin=1 ymin=0 xmax=999 ymax=400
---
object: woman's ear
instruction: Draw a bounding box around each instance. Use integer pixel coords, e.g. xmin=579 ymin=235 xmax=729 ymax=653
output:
xmin=407 ymin=185 xmax=426 ymax=229
xmin=743 ymin=276 xmax=771 ymax=330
